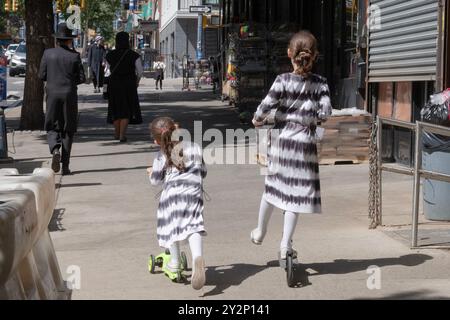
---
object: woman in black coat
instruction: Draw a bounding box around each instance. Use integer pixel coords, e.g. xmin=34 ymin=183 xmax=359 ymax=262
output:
xmin=105 ymin=32 xmax=143 ymax=142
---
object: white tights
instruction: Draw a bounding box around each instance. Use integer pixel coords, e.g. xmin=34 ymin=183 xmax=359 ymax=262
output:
xmin=169 ymin=232 xmax=203 ymax=268
xmin=257 ymin=197 xmax=299 ymax=250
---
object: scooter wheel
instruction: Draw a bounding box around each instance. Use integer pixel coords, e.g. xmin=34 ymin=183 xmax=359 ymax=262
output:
xmin=156 ymin=257 xmax=164 ymax=268
xmin=176 ymin=272 xmax=184 ymax=283
xmin=181 ymin=252 xmax=188 ymax=271
xmin=286 ymin=252 xmax=295 ymax=287
xmin=148 ymin=255 xmax=156 ymax=274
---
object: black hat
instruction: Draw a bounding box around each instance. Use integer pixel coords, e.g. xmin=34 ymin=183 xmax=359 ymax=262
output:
xmin=54 ymin=23 xmax=76 ymax=40
xmin=115 ymin=32 xmax=130 ymax=50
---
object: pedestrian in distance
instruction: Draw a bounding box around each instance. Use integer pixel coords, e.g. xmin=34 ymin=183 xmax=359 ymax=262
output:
xmin=38 ymin=23 xmax=86 ymax=176
xmin=153 ymin=56 xmax=166 ymax=90
xmin=209 ymin=56 xmax=220 ymax=94
xmin=148 ymin=117 xmax=207 ymax=290
xmin=250 ymin=30 xmax=332 ymax=260
xmin=88 ymin=35 xmax=106 ymax=93
xmin=105 ymin=31 xmax=143 ymax=142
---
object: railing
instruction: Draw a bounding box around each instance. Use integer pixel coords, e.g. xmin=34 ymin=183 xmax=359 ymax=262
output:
xmin=377 ymin=117 xmax=450 ymax=249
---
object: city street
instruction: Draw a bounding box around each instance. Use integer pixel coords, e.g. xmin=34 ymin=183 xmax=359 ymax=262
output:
xmin=5 ymin=69 xmax=24 ymax=98
xmin=3 ymin=78 xmax=450 ymax=300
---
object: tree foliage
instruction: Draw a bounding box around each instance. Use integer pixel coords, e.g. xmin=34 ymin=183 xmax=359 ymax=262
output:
xmin=0 ymin=0 xmax=25 ymax=36
xmin=84 ymin=0 xmax=121 ymax=43
xmin=0 ymin=0 xmax=6 ymax=34
xmin=57 ymin=0 xmax=121 ymax=43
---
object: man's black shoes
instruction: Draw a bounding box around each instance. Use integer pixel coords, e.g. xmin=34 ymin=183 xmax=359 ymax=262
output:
xmin=62 ymin=166 xmax=72 ymax=176
xmin=51 ymin=150 xmax=61 ymax=173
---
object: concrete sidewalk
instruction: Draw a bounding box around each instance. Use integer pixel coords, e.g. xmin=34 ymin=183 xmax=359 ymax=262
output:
xmin=2 ymin=78 xmax=450 ymax=299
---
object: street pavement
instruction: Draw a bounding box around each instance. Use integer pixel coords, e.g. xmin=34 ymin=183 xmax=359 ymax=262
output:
xmin=2 ymin=78 xmax=450 ymax=300
xmin=6 ymin=69 xmax=24 ymax=98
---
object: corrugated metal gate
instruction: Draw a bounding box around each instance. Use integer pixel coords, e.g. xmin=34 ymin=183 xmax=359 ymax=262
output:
xmin=204 ymin=28 xmax=219 ymax=58
xmin=368 ymin=0 xmax=439 ymax=82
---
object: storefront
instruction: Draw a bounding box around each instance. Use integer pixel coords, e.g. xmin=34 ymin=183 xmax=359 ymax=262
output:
xmin=219 ymin=0 xmax=368 ymax=120
xmin=367 ymin=0 xmax=441 ymax=165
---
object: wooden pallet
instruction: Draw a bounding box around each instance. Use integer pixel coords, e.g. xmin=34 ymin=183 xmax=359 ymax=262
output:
xmin=256 ymin=154 xmax=368 ymax=166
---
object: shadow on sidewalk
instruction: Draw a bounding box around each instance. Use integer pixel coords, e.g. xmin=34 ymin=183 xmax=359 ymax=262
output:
xmin=303 ymin=254 xmax=433 ymax=276
xmin=49 ymin=208 xmax=66 ymax=232
xmin=72 ymin=90 xmax=250 ymax=148
xmin=56 ymin=182 xmax=103 ymax=189
xmin=357 ymin=289 xmax=450 ymax=300
xmin=202 ymin=261 xmax=279 ymax=297
xmin=0 ymin=160 xmax=46 ymax=174
xmin=202 ymin=254 xmax=434 ymax=296
xmin=73 ymin=165 xmax=149 ymax=175
xmin=15 ymin=148 xmax=159 ymax=163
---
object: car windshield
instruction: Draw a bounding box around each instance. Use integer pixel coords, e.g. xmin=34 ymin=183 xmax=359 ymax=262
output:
xmin=8 ymin=45 xmax=18 ymax=51
xmin=15 ymin=44 xmax=26 ymax=53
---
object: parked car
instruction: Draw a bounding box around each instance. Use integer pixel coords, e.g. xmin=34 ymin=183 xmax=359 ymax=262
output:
xmin=5 ymin=43 xmax=19 ymax=64
xmin=9 ymin=42 xmax=26 ymax=77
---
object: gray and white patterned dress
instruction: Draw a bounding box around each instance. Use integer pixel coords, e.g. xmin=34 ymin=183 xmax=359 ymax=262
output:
xmin=254 ymin=73 xmax=332 ymax=214
xmin=150 ymin=142 xmax=207 ymax=249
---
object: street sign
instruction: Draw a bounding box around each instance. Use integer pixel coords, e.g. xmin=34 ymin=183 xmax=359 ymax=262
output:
xmin=189 ymin=5 xmax=212 ymax=14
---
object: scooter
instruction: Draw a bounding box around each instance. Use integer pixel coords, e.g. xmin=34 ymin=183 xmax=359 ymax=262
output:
xmin=148 ymin=249 xmax=188 ymax=283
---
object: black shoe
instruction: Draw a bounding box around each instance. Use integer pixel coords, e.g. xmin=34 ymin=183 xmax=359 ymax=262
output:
xmin=62 ymin=166 xmax=72 ymax=176
xmin=51 ymin=150 xmax=61 ymax=173
xmin=120 ymin=137 xmax=127 ymax=143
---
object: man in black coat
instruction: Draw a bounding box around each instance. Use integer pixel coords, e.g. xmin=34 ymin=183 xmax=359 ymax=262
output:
xmin=39 ymin=23 xmax=85 ymax=175
xmin=88 ymin=35 xmax=106 ymax=93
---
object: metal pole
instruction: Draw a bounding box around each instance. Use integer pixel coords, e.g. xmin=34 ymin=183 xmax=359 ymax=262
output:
xmin=412 ymin=122 xmax=422 ymax=248
xmin=376 ymin=116 xmax=383 ymax=226
xmin=197 ymin=13 xmax=203 ymax=60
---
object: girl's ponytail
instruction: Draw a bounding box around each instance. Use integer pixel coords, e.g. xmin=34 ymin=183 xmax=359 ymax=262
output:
xmin=289 ymin=31 xmax=318 ymax=76
xmin=151 ymin=118 xmax=185 ymax=171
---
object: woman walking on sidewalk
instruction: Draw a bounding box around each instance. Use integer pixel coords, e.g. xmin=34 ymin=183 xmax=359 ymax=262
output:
xmin=105 ymin=32 xmax=143 ymax=142
xmin=148 ymin=117 xmax=207 ymax=290
xmin=250 ymin=31 xmax=332 ymax=259
xmin=153 ymin=56 xmax=166 ymax=90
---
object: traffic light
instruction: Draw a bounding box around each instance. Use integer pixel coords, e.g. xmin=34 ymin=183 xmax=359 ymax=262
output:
xmin=12 ymin=0 xmax=18 ymax=12
xmin=56 ymin=0 xmax=64 ymax=12
xmin=4 ymin=0 xmax=11 ymax=12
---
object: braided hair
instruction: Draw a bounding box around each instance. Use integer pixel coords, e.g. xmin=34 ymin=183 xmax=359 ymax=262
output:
xmin=289 ymin=30 xmax=319 ymax=76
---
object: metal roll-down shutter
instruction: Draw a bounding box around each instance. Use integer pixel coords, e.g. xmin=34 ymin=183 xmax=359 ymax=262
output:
xmin=368 ymin=0 xmax=439 ymax=82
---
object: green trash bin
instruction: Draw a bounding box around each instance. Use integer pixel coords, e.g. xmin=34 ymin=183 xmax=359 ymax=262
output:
xmin=422 ymin=132 xmax=450 ymax=221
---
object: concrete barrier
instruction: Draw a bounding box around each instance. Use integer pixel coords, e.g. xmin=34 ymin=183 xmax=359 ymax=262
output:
xmin=0 ymin=168 xmax=55 ymax=241
xmin=0 ymin=168 xmax=69 ymax=300
xmin=0 ymin=169 xmax=19 ymax=175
